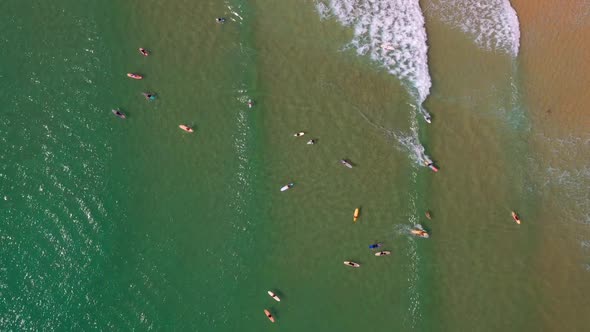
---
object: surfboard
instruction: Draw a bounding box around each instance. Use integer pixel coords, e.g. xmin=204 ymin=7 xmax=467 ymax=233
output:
xmin=343 ymin=261 xmax=360 ymax=268
xmin=126 ymin=73 xmax=143 ymax=80
xmin=353 ymin=208 xmax=360 ymax=223
xmin=179 ymin=125 xmax=194 ymax=133
xmin=264 ymin=309 xmax=275 ymax=323
xmin=267 ymin=291 xmax=281 ymax=302
xmin=511 ymin=211 xmax=521 ymax=224
xmin=341 ymin=160 xmax=353 ymax=168
xmin=280 ymin=183 xmax=294 ymax=192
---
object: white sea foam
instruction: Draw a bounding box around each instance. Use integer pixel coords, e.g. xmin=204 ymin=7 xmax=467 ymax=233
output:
xmin=534 ymin=134 xmax=590 ymax=226
xmin=226 ymin=2 xmax=244 ymax=22
xmin=427 ymin=0 xmax=520 ymax=56
xmin=316 ymin=0 xmax=431 ymax=105
xmin=391 ymin=117 xmax=434 ymax=168
xmin=358 ymin=107 xmax=433 ymax=169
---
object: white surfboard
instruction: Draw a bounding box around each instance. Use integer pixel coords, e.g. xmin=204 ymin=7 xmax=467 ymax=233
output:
xmin=344 ymin=261 xmax=360 ymax=268
xmin=280 ymin=183 xmax=294 ymax=192
xmin=267 ymin=291 xmax=281 ymax=302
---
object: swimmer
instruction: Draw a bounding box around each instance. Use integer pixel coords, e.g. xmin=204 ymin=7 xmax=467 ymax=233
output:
xmin=307 ymin=139 xmax=316 ymax=145
xmin=368 ymin=243 xmax=382 ymax=249
xmin=112 ymin=109 xmax=126 ymax=119
xmin=142 ymin=92 xmax=156 ymax=101
xmin=216 ymin=17 xmax=226 ymax=23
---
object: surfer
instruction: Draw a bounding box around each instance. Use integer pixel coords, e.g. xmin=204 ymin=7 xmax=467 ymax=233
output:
xmin=280 ymin=183 xmax=294 ymax=192
xmin=142 ymin=92 xmax=156 ymax=100
xmin=247 ymin=99 xmax=253 ymax=108
xmin=127 ymin=73 xmax=143 ymax=80
xmin=425 ymin=160 xmax=439 ymax=172
xmin=411 ymin=224 xmax=429 ymax=238
xmin=411 ymin=229 xmax=429 ymax=238
xmin=340 ymin=159 xmax=353 ymax=168
xmin=216 ymin=17 xmax=226 ymax=23
xmin=179 ymin=125 xmax=194 ymax=133
xmin=368 ymin=243 xmax=382 ymax=249
xmin=112 ymin=109 xmax=126 ymax=119
xmin=264 ymin=309 xmax=275 ymax=323
xmin=511 ymin=211 xmax=521 ymax=224
xmin=307 ymin=139 xmax=316 ymax=145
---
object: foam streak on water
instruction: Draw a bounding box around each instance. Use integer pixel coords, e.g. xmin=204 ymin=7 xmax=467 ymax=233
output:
xmin=358 ymin=107 xmax=433 ymax=169
xmin=359 ymin=110 xmax=426 ymax=327
xmin=534 ymin=134 xmax=590 ymax=225
xmin=404 ymin=169 xmax=422 ymax=329
xmin=316 ymin=0 xmax=431 ymax=105
xmin=427 ymin=0 xmax=521 ymax=56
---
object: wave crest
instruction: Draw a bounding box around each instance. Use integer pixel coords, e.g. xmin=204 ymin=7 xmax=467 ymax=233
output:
xmin=316 ymin=0 xmax=431 ymax=104
xmin=427 ymin=0 xmax=520 ymax=56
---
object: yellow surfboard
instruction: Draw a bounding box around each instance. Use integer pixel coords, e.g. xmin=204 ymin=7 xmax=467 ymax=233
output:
xmin=353 ymin=208 xmax=360 ymax=223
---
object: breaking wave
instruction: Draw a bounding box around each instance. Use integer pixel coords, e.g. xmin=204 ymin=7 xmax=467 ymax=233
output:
xmin=316 ymin=0 xmax=431 ymax=105
xmin=390 ymin=111 xmax=436 ymax=169
xmin=427 ymin=0 xmax=521 ymax=56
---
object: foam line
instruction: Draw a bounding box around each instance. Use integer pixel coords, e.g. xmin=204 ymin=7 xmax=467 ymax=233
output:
xmin=316 ymin=0 xmax=432 ymax=105
xmin=427 ymin=0 xmax=520 ymax=56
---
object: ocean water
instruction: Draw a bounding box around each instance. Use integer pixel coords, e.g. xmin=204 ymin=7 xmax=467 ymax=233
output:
xmin=0 ymin=1 xmax=119 ymax=329
xmin=1 ymin=0 xmax=589 ymax=331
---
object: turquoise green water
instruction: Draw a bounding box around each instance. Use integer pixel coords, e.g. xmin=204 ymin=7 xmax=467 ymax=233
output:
xmin=1 ymin=1 xmax=589 ymax=331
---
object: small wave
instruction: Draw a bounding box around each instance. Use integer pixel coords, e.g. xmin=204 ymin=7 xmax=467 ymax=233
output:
xmin=390 ymin=119 xmax=434 ymax=169
xmin=315 ymin=0 xmax=432 ymax=105
xmin=534 ymin=134 xmax=590 ymax=225
xmin=399 ymin=166 xmax=423 ymax=328
xmin=229 ymin=88 xmax=254 ymax=231
xmin=427 ymin=0 xmax=520 ymax=56
xmin=226 ymin=2 xmax=244 ymax=22
xmin=358 ymin=107 xmax=434 ymax=169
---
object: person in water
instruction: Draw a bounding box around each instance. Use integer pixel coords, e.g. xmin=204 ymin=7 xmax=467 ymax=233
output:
xmin=425 ymin=211 xmax=432 ymax=219
xmin=216 ymin=17 xmax=226 ymax=23
xmin=307 ymin=139 xmax=316 ymax=145
xmin=143 ymin=93 xmax=156 ymax=100
xmin=113 ymin=110 xmax=125 ymax=119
